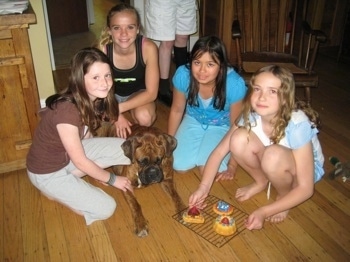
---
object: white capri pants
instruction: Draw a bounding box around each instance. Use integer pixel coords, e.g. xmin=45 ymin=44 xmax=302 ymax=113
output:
xmin=27 ymin=137 xmax=130 ymax=225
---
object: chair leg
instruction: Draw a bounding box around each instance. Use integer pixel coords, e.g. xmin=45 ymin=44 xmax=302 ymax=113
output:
xmin=305 ymin=87 xmax=311 ymax=105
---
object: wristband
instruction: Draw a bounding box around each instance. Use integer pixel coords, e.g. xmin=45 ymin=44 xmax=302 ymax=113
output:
xmin=107 ymin=172 xmax=117 ymax=186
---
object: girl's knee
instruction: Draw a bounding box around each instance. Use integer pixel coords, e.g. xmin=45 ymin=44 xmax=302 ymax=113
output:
xmin=89 ymin=195 xmax=117 ymax=223
xmin=174 ymin=169 xmax=188 ymax=174
xmin=102 ymin=196 xmax=117 ymax=219
xmin=261 ymin=145 xmax=290 ymax=174
xmin=173 ymin=156 xmax=194 ymax=172
xmin=230 ymin=128 xmax=250 ymax=155
xmin=173 ymin=161 xmax=193 ymax=172
xmin=134 ymin=111 xmax=156 ymax=127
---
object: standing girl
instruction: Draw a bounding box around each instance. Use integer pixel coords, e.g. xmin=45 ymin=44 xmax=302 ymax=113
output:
xmin=99 ymin=3 xmax=159 ymax=138
xmin=168 ymin=35 xmax=246 ymax=178
xmin=26 ymin=47 xmax=132 ymax=225
xmin=189 ymin=65 xmax=324 ymax=230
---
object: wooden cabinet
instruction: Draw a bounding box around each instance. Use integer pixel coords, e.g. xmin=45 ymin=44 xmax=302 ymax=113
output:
xmin=0 ymin=5 xmax=40 ymax=173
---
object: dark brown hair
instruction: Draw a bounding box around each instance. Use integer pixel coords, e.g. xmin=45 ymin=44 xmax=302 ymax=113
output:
xmin=187 ymin=35 xmax=230 ymax=110
xmin=46 ymin=47 xmax=119 ymax=135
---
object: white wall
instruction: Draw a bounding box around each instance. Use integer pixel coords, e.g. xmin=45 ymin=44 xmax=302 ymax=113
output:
xmin=28 ymin=0 xmax=55 ymax=106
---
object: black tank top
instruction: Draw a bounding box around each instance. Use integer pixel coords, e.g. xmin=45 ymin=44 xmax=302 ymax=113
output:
xmin=106 ymin=34 xmax=146 ymax=96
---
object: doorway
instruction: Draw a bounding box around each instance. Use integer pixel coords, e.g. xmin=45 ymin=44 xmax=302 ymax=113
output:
xmin=44 ymin=0 xmax=114 ymax=69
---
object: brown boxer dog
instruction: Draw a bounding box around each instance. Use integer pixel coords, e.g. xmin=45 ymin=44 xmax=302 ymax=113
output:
xmin=99 ymin=124 xmax=185 ymax=237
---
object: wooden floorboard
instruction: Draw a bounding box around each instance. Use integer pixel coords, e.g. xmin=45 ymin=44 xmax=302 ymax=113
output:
xmin=2 ymin=14 xmax=350 ymax=262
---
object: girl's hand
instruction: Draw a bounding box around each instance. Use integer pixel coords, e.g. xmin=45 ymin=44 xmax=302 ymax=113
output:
xmin=245 ymin=208 xmax=266 ymax=230
xmin=188 ymin=184 xmax=210 ymax=209
xmin=113 ymin=175 xmax=133 ymax=193
xmin=114 ymin=114 xmax=132 ymax=139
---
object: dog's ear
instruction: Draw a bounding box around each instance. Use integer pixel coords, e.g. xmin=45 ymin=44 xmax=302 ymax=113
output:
xmin=121 ymin=139 xmax=133 ymax=161
xmin=162 ymin=134 xmax=177 ymax=156
xmin=121 ymin=136 xmax=143 ymax=161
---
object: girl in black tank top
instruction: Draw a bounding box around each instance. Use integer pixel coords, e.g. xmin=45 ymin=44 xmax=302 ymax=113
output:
xmin=106 ymin=34 xmax=146 ymax=97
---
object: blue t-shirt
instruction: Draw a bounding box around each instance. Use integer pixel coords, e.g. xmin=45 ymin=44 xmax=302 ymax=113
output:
xmin=172 ymin=65 xmax=246 ymax=127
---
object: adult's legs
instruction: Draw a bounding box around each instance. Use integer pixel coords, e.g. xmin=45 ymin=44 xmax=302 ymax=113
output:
xmin=145 ymin=0 xmax=196 ymax=107
xmin=174 ymin=34 xmax=189 ymax=68
xmin=158 ymin=35 xmax=189 ymax=106
xmin=158 ymin=40 xmax=175 ymax=106
xmin=159 ymin=40 xmax=175 ymax=79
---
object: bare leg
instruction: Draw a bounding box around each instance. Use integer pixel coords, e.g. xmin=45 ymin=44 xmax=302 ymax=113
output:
xmin=230 ymin=129 xmax=268 ymax=201
xmin=261 ymin=145 xmax=296 ymax=223
xmin=158 ymin=40 xmax=174 ymax=79
xmin=158 ymin=35 xmax=188 ymax=78
xmin=158 ymin=40 xmax=174 ymax=106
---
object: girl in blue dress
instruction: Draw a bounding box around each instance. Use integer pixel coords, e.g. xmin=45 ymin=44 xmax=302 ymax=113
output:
xmin=168 ymin=35 xmax=246 ymax=178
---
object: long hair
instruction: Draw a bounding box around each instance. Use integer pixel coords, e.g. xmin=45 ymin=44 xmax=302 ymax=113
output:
xmin=46 ymin=47 xmax=119 ymax=135
xmin=187 ymin=35 xmax=230 ymax=110
xmin=97 ymin=3 xmax=142 ymax=50
xmin=236 ymin=65 xmax=320 ymax=144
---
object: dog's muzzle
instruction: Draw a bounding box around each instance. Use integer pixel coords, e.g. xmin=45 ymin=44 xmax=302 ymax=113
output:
xmin=139 ymin=166 xmax=164 ymax=185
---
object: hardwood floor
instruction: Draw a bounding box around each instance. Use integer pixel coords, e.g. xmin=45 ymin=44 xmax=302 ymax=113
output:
xmin=1 ymin=54 xmax=349 ymax=261
xmin=2 ymin=0 xmax=350 ymax=258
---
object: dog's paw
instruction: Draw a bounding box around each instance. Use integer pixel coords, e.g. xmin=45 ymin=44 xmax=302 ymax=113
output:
xmin=136 ymin=228 xmax=148 ymax=238
xmin=134 ymin=217 xmax=148 ymax=237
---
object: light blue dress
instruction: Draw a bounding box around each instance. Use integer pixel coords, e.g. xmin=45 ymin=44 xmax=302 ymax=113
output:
xmin=172 ymin=65 xmax=246 ymax=172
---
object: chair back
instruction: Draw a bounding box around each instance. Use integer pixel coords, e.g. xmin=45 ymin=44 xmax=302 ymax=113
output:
xmin=231 ymin=0 xmax=327 ymax=104
xmin=234 ymin=0 xmax=297 ymax=55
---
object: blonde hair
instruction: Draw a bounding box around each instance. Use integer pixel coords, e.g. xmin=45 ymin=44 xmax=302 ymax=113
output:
xmin=236 ymin=65 xmax=320 ymax=144
xmin=97 ymin=3 xmax=142 ymax=51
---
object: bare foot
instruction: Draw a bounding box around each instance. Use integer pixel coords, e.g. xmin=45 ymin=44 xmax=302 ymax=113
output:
xmin=267 ymin=210 xmax=289 ymax=223
xmin=235 ymin=182 xmax=267 ymax=202
xmin=266 ymin=194 xmax=289 ymax=223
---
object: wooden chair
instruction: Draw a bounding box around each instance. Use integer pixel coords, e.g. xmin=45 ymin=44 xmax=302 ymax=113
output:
xmin=231 ymin=0 xmax=327 ymax=104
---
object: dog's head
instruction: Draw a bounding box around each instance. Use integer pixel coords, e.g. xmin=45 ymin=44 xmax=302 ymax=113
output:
xmin=121 ymin=126 xmax=177 ymax=186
